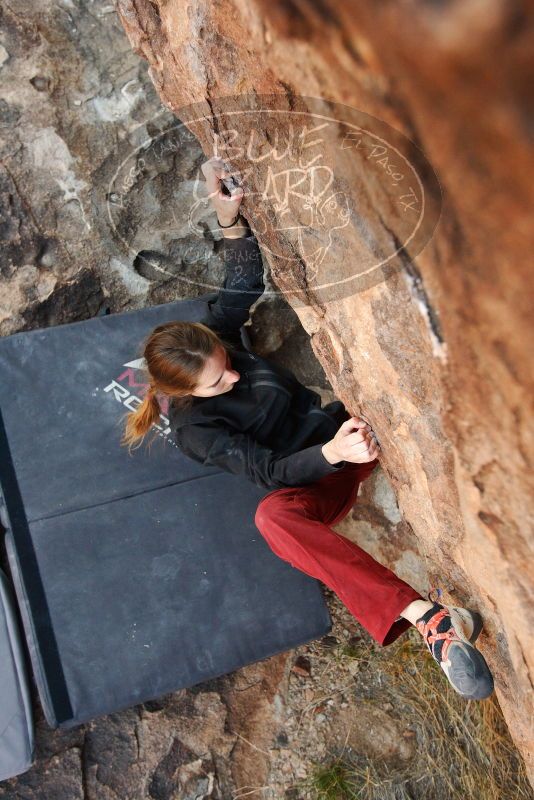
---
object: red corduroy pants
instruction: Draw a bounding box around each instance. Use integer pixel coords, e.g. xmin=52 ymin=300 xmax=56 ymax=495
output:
xmin=254 ymin=459 xmax=422 ymax=646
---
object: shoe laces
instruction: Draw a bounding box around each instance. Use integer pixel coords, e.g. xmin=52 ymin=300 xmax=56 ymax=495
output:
xmin=416 ymin=605 xmax=463 ymax=663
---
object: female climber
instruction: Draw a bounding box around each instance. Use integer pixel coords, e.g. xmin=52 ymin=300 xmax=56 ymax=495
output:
xmin=122 ymin=156 xmax=494 ymax=700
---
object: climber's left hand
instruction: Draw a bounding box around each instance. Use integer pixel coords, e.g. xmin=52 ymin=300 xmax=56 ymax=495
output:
xmin=201 ymin=156 xmax=244 ymax=226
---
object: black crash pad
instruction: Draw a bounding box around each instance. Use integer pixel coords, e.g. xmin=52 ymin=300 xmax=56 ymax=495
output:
xmin=0 ymin=297 xmax=331 ymax=729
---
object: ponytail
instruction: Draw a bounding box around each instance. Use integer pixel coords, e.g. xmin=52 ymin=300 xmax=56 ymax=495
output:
xmin=121 ymin=384 xmax=166 ymax=454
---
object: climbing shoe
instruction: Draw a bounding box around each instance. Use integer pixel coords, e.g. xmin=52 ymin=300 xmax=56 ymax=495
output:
xmin=415 ymin=602 xmax=494 ymax=700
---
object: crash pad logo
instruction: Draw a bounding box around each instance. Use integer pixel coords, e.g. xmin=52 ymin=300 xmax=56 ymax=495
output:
xmin=106 ymin=93 xmax=441 ymax=302
xmin=103 ymin=358 xmax=178 ymax=447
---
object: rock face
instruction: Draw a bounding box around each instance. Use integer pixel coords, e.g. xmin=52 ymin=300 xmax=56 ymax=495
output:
xmin=0 ymin=0 xmax=231 ymax=333
xmin=115 ymin=0 xmax=534 ymax=775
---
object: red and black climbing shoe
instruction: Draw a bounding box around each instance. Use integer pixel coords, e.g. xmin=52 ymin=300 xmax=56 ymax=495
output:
xmin=416 ymin=602 xmax=494 ymax=700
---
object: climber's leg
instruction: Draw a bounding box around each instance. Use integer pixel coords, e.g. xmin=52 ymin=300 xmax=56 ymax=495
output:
xmin=254 ymin=460 xmax=421 ymax=646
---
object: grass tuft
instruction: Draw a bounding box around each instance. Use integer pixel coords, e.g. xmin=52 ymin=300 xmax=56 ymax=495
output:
xmin=309 ymin=759 xmax=357 ymax=800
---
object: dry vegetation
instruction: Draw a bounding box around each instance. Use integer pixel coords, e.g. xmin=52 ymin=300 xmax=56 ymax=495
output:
xmin=297 ymin=627 xmax=532 ymax=800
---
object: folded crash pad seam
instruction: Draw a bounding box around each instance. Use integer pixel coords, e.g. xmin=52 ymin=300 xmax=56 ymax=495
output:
xmin=0 ymin=570 xmax=34 ymax=774
xmin=5 ymin=533 xmax=58 ymax=728
xmin=26 ymin=468 xmax=224 ymax=524
xmin=0 ymin=407 xmax=73 ymax=724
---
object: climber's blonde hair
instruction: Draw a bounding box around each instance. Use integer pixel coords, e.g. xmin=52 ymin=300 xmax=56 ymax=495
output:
xmin=121 ymin=320 xmax=227 ymax=453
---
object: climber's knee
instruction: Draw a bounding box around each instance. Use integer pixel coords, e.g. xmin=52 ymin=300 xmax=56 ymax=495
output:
xmin=255 ymin=489 xmax=292 ymax=530
xmin=255 ymin=494 xmax=276 ymax=530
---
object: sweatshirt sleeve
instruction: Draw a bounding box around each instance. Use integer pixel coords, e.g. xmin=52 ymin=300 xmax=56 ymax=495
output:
xmin=173 ymin=421 xmax=346 ymax=490
xmin=207 ymin=234 xmax=265 ymax=337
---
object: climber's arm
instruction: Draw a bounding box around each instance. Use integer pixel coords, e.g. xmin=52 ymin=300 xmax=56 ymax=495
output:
xmin=200 ymin=156 xmax=265 ymax=337
xmin=208 ymin=232 xmax=265 ymax=337
xmin=173 ymin=421 xmax=346 ymax=490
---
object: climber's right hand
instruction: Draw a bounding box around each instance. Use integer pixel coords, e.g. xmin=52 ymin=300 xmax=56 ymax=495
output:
xmin=200 ymin=156 xmax=244 ymax=226
xmin=322 ymin=417 xmax=380 ymax=465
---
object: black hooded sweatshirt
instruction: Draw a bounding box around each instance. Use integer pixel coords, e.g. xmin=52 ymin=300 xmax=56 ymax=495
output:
xmin=168 ymin=231 xmax=349 ymax=489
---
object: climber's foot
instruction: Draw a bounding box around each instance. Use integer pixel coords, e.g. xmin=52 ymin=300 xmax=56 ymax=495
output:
xmin=416 ymin=602 xmax=494 ymax=700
